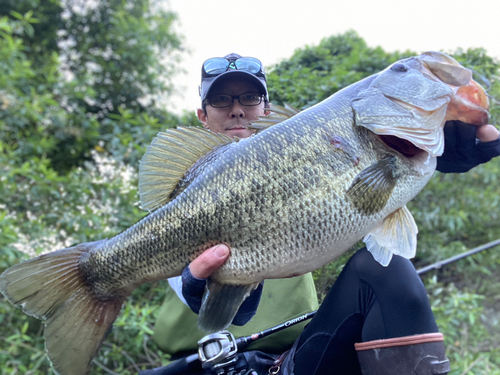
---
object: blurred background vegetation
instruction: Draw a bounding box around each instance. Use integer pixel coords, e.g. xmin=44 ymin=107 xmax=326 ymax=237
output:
xmin=0 ymin=0 xmax=498 ymax=374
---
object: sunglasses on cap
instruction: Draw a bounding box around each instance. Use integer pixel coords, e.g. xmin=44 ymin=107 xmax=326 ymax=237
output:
xmin=202 ymin=56 xmax=265 ymax=78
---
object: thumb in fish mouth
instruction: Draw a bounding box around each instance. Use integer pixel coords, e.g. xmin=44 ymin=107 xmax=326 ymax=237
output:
xmin=418 ymin=52 xmax=489 ymax=126
xmin=444 ymin=80 xmax=490 ymax=126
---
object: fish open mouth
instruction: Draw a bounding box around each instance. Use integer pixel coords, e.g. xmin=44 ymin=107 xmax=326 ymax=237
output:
xmin=378 ymin=135 xmax=422 ymax=157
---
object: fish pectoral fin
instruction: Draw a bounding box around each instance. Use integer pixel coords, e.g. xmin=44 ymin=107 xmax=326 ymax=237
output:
xmin=139 ymin=127 xmax=234 ymax=212
xmin=364 ymin=205 xmax=418 ymax=266
xmin=346 ymin=156 xmax=399 ymax=215
xmin=248 ymin=103 xmax=301 ymax=132
xmin=198 ymin=280 xmax=259 ymax=332
xmin=0 ymin=241 xmax=125 ymax=375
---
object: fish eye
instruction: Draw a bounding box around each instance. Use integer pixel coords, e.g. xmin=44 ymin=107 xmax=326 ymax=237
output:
xmin=391 ymin=63 xmax=408 ymax=73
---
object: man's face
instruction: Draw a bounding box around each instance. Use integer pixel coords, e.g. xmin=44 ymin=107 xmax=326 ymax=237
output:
xmin=197 ymin=76 xmax=267 ymax=139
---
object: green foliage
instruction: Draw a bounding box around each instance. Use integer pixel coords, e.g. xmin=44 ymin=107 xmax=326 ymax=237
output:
xmin=0 ymin=0 xmax=186 ymax=173
xmin=411 ymin=159 xmax=500 ymax=265
xmin=60 ymin=0 xmax=183 ymax=114
xmin=0 ymin=4 xmax=190 ymax=373
xmin=267 ymin=31 xmax=413 ymax=109
xmin=0 ymin=0 xmax=62 ymax=79
xmin=428 ymin=277 xmax=500 ymax=374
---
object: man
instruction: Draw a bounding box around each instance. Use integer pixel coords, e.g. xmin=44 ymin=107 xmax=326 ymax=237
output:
xmin=151 ymin=53 xmax=500 ymax=375
xmin=153 ymin=54 xmax=319 ymax=360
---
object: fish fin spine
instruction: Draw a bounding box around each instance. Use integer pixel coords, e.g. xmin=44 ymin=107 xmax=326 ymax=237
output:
xmin=248 ymin=103 xmax=301 ymax=132
xmin=139 ymin=126 xmax=234 ymax=212
xmin=0 ymin=241 xmax=125 ymax=375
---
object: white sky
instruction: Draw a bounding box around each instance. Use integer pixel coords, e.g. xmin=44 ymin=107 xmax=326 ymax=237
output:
xmin=164 ymin=0 xmax=500 ymax=115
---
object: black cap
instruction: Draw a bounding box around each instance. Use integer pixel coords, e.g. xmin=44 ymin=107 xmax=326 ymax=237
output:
xmin=199 ymin=53 xmax=268 ymax=105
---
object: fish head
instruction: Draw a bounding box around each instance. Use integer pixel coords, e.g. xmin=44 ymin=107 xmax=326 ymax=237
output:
xmin=352 ymin=51 xmax=489 ymax=157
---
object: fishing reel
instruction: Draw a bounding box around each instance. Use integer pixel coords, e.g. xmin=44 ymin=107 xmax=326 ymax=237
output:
xmin=198 ymin=331 xmax=256 ymax=375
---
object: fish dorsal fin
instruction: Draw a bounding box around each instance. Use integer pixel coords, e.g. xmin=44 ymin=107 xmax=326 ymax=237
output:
xmin=363 ymin=205 xmax=418 ymax=266
xmin=248 ymin=103 xmax=300 ymax=132
xmin=139 ymin=126 xmax=234 ymax=211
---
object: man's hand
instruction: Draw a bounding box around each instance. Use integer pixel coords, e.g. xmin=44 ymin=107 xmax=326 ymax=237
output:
xmin=437 ymin=121 xmax=500 ymax=173
xmin=476 ymin=124 xmax=500 ymax=142
xmin=182 ymin=244 xmax=263 ymax=325
xmin=189 ymin=244 xmax=230 ymax=279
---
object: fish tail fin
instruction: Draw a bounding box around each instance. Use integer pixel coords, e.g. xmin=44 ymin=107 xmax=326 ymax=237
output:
xmin=0 ymin=241 xmax=125 ymax=375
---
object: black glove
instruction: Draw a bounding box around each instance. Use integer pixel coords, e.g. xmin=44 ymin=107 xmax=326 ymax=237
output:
xmin=437 ymin=121 xmax=500 ymax=173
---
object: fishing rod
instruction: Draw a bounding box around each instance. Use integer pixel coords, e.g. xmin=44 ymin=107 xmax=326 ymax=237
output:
xmin=140 ymin=238 xmax=500 ymax=375
xmin=415 ymin=238 xmax=500 ymax=275
xmin=235 ymin=311 xmax=316 ymax=351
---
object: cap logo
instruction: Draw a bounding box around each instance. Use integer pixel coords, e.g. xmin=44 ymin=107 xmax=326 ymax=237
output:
xmin=228 ymin=61 xmax=237 ymax=70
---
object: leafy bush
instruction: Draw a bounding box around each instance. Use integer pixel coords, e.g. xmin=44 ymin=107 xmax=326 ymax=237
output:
xmin=0 ymin=4 xmax=187 ymax=374
xmin=429 ymin=277 xmax=500 ymax=375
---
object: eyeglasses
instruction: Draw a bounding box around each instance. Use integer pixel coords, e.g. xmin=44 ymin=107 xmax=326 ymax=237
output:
xmin=207 ymin=92 xmax=265 ymax=108
xmin=202 ymin=57 xmax=265 ymax=77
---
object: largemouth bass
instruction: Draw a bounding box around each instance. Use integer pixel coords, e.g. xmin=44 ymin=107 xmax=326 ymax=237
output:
xmin=0 ymin=51 xmax=489 ymax=375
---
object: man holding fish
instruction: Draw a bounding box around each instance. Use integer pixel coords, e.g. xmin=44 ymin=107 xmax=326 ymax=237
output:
xmin=1 ymin=51 xmax=499 ymax=375
xmin=153 ymin=53 xmax=500 ymax=375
